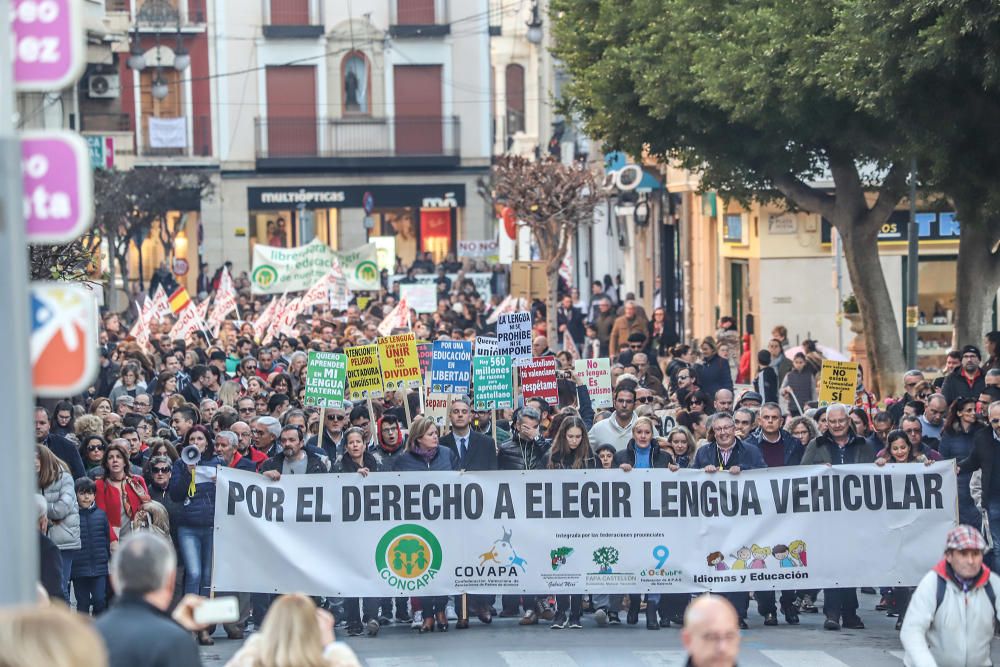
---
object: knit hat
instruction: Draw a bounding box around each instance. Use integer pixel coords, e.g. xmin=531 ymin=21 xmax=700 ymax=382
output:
xmin=961 ymin=345 xmax=982 ymax=360
xmin=594 ymin=443 xmax=617 ymax=458
xmin=945 ymin=525 xmax=987 ymax=552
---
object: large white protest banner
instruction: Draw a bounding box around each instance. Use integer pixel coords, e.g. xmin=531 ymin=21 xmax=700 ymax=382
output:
xmin=251 ymin=240 xmax=380 ymax=294
xmin=214 ymin=463 xmax=956 ymax=597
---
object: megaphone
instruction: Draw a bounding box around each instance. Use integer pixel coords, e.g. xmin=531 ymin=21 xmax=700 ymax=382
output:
xmin=181 ymin=445 xmax=201 ymax=466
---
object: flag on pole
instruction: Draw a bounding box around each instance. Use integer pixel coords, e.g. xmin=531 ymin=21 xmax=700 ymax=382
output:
xmin=377 ymin=298 xmax=409 ymax=337
xmin=169 ymin=286 xmax=192 ymax=314
xmin=168 ymin=303 xmax=207 ymax=341
xmin=486 ymin=295 xmax=529 ymax=324
xmin=151 ymin=286 xmax=171 ymax=322
xmin=209 ymin=267 xmax=238 ymax=324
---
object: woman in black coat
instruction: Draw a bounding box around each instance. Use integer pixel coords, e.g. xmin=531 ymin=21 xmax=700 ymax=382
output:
xmin=753 ymin=350 xmax=779 ymax=404
xmin=391 ymin=417 xmax=457 ymax=632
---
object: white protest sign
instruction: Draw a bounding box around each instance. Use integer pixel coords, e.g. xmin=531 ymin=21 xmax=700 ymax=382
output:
xmin=399 ymin=283 xmax=438 ymax=313
xmin=575 ymin=357 xmax=613 ymax=408
xmin=497 ymin=311 xmax=533 ymax=367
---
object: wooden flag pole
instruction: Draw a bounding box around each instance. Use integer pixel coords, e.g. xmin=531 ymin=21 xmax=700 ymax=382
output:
xmin=402 ymin=385 xmax=412 ymax=426
xmin=318 ymin=407 xmax=326 ymax=453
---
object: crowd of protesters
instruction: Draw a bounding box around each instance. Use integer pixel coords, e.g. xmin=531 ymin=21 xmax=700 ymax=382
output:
xmin=19 ymin=251 xmax=1000 ymax=664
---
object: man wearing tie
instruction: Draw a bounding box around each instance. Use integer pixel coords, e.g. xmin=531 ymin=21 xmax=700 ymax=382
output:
xmin=440 ymin=397 xmax=499 ymax=626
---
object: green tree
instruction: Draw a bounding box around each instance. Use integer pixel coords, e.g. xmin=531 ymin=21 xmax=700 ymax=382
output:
xmin=593 ymin=545 xmax=619 ymax=572
xmin=551 ymin=0 xmax=911 ymax=394
xmin=820 ymin=0 xmax=1000 ymax=347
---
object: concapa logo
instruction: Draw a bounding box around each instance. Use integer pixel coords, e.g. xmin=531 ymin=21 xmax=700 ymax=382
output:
xmin=375 ymin=524 xmax=442 ymax=592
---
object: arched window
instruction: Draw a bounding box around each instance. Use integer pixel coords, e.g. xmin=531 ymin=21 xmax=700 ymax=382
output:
xmin=505 ymin=64 xmax=525 ymax=134
xmin=343 ymin=52 xmax=369 ymax=115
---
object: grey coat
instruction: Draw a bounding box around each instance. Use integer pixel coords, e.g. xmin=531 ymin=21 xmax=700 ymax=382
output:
xmin=43 ymin=471 xmax=81 ymax=550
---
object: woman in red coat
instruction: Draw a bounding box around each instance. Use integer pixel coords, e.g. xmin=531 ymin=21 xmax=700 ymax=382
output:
xmin=95 ymin=441 xmax=149 ymax=544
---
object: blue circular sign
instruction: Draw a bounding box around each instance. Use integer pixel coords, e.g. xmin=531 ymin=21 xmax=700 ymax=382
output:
xmin=362 ymin=191 xmax=374 ymax=215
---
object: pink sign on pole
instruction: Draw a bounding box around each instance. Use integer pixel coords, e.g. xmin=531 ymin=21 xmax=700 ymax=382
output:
xmin=21 ymin=131 xmax=93 ymax=243
xmin=12 ymin=0 xmax=85 ymax=91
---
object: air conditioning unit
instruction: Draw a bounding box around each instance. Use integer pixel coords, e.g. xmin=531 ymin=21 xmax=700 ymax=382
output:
xmin=88 ymin=74 xmax=120 ymax=99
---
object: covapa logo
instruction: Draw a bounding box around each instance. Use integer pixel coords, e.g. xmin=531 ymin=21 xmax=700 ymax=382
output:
xmin=252 ymin=264 xmax=278 ymax=289
xmin=355 ymin=260 xmax=379 ymax=284
xmin=375 ymin=524 xmax=442 ymax=591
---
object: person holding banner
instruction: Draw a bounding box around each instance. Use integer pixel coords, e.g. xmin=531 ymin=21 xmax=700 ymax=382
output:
xmin=440 ymin=398 xmax=499 ymax=628
xmin=691 ymin=412 xmax=767 ymax=629
xmin=391 ymin=418 xmax=458 ymax=633
xmin=801 ymin=404 xmax=876 ymax=630
xmin=614 ymin=416 xmax=674 ymax=629
xmin=167 ymin=426 xmax=223 ymax=645
xmin=498 ymin=407 xmax=553 ymax=624
xmin=336 ymin=428 xmax=384 ymax=638
xmin=545 ymin=416 xmax=597 ymax=629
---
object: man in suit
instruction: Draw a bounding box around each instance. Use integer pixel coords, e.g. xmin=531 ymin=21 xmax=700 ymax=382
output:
xmin=440 ymin=396 xmax=498 ymax=627
xmin=557 ymin=295 xmax=585 ymax=349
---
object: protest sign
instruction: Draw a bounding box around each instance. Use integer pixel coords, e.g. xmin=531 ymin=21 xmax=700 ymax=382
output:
xmin=250 ymin=238 xmax=335 ymax=294
xmin=457 ymin=239 xmax=499 ymax=262
xmin=333 ymin=244 xmax=380 ymax=291
xmin=215 ymin=462 xmax=957 ymax=597
xmin=399 ymin=283 xmax=438 ymax=313
xmin=377 ymin=333 xmax=422 ymax=392
xmin=519 ymin=356 xmax=558 ymax=405
xmin=424 ymin=391 xmax=450 ymax=427
xmin=472 ymin=355 xmax=514 ymax=410
xmin=497 ymin=311 xmax=533 ymax=367
xmin=417 ymin=342 xmax=433 ymax=382
xmin=429 ymin=340 xmax=473 ymax=395
xmin=475 ymin=336 xmax=501 ymax=356
xmin=345 ymin=344 xmax=383 ymax=398
xmin=389 ymin=272 xmax=493 ymax=301
xmin=818 ymin=360 xmax=859 ymax=405
xmin=574 ymin=358 xmax=613 ymax=409
xmin=303 ymin=352 xmax=347 ymax=409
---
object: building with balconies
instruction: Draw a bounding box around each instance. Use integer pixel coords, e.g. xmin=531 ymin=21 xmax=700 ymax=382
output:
xmin=199 ymin=0 xmax=493 ymax=275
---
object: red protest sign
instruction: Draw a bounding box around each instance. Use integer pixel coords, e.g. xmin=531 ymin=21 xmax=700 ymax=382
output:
xmin=519 ymin=356 xmax=558 ymax=405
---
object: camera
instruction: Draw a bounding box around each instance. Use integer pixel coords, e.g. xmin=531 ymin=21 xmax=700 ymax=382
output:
xmin=181 ymin=444 xmax=201 ymax=466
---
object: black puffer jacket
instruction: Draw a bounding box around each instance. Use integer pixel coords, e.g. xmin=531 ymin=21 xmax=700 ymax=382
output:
xmin=498 ymin=434 xmax=550 ymax=471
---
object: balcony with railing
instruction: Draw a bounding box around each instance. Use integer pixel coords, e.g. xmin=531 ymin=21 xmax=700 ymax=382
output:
xmin=389 ymin=0 xmax=450 ymax=37
xmin=140 ymin=114 xmax=212 ymax=158
xmin=254 ymin=116 xmax=460 ymax=170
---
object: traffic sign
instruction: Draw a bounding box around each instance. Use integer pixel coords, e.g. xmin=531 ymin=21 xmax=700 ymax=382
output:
xmin=362 ymin=191 xmax=374 ymax=214
xmin=13 ymin=0 xmax=85 ymax=91
xmin=21 ymin=131 xmax=93 ymax=243
xmin=30 ymin=282 xmax=98 ymax=396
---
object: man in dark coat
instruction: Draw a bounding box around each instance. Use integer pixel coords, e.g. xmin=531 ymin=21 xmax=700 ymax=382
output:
xmin=691 ymin=412 xmax=767 ymax=628
xmin=801 ymin=403 xmax=875 ymax=630
xmin=942 ymin=346 xmax=987 ymax=405
xmin=556 ymin=295 xmax=586 ymax=349
xmin=96 ymin=532 xmax=203 ymax=667
xmin=35 ymin=406 xmax=86 ymax=479
xmin=440 ymin=397 xmax=498 ymax=626
xmin=958 ymin=401 xmax=1000 ymax=568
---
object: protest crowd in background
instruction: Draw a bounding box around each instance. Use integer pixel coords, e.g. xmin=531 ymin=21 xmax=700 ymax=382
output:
xmin=17 ymin=247 xmax=1000 ymax=667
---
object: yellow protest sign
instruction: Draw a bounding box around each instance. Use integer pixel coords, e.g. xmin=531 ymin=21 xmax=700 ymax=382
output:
xmin=377 ymin=332 xmax=422 ymax=392
xmin=818 ymin=360 xmax=859 ymax=405
xmin=345 ymin=344 xmax=383 ymax=398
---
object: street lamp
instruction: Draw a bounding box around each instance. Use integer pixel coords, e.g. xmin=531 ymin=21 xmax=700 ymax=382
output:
xmin=127 ymin=28 xmax=146 ymax=70
xmin=526 ymin=2 xmax=543 ymax=44
xmin=172 ymin=26 xmax=190 ymax=72
xmin=151 ymin=73 xmax=169 ymax=100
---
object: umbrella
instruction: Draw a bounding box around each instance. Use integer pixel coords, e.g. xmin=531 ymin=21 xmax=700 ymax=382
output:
xmin=784 ymin=344 xmax=849 ymax=362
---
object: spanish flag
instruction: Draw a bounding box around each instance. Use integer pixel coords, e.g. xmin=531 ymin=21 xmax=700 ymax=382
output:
xmin=168 ymin=286 xmax=192 ymax=313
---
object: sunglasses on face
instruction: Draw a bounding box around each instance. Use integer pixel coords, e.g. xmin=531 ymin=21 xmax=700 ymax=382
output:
xmin=689 ymin=399 xmax=703 ymax=405
xmin=87 ymin=445 xmax=104 ymax=452
xmin=152 ymin=467 xmax=171 ymax=474
xmin=637 ymin=396 xmax=655 ymax=403
xmin=239 ymin=407 xmax=255 ymax=413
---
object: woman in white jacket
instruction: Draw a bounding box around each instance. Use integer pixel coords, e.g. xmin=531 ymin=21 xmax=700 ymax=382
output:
xmin=901 ymin=525 xmax=1000 ymax=667
xmin=36 ymin=445 xmax=81 ymax=603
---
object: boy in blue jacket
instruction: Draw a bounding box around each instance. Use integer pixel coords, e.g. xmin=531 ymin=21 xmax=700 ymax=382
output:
xmin=71 ymin=477 xmax=111 ymax=615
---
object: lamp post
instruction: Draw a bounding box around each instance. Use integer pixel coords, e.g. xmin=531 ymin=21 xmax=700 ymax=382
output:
xmin=526 ymin=2 xmax=543 ymax=45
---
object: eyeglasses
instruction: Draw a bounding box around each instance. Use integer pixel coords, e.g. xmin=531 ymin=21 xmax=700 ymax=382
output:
xmin=86 ymin=445 xmax=104 ymax=452
xmin=637 ymin=396 xmax=654 ymax=404
xmin=991 ymin=418 xmax=1000 ymax=424
xmin=239 ymin=407 xmax=255 ymax=413
xmin=152 ymin=466 xmax=171 ymax=474
xmin=689 ymin=399 xmax=703 ymax=405
xmin=327 ymin=414 xmax=347 ymax=421
xmin=135 ymin=402 xmax=150 ymax=408
xmin=903 ymin=428 xmax=922 ymax=435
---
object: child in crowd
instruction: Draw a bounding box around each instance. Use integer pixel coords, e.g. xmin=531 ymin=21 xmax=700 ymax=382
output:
xmin=71 ymin=477 xmax=111 ymax=615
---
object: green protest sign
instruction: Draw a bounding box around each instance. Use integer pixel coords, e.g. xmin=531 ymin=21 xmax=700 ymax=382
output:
xmin=472 ymin=355 xmax=514 ymax=410
xmin=304 ymin=351 xmax=348 ymax=408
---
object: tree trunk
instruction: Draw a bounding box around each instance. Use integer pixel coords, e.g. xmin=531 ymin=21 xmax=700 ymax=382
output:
xmin=774 ymin=159 xmax=908 ymax=397
xmin=953 ymin=215 xmax=1000 ymax=348
xmin=835 ymin=215 xmax=906 ymax=397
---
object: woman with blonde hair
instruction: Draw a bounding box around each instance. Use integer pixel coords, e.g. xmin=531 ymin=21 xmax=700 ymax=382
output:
xmin=74 ymin=414 xmax=105 ymax=442
xmin=36 ymin=445 xmax=80 ymax=602
xmin=0 ymin=604 xmax=108 ymax=667
xmin=216 ymin=381 xmax=242 ymax=408
xmin=225 ymin=593 xmax=361 ymax=667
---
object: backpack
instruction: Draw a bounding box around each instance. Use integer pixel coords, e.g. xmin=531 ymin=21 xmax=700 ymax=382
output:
xmin=935 ymin=575 xmax=997 ymax=616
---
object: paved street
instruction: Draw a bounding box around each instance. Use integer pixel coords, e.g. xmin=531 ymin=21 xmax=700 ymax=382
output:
xmin=198 ymin=593 xmax=1000 ymax=666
